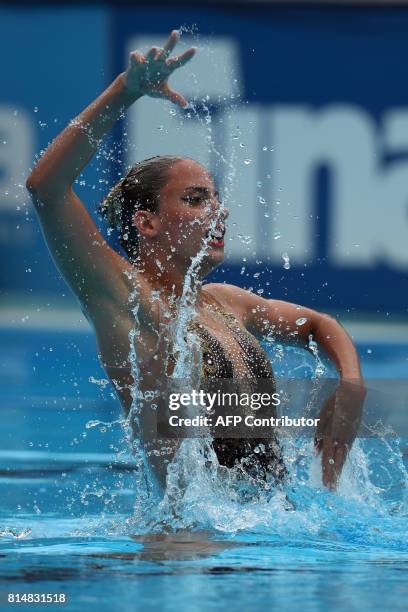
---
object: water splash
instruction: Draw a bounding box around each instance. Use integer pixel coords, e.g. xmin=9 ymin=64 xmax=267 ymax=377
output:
xmin=99 ymin=31 xmax=408 ymax=544
xmin=0 ymin=527 xmax=32 ymax=539
xmin=282 ymin=252 xmax=290 ymax=270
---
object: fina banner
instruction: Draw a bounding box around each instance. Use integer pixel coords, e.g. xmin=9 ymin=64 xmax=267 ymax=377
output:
xmin=114 ymin=4 xmax=408 ymax=313
xmin=1 ymin=4 xmax=408 ymax=312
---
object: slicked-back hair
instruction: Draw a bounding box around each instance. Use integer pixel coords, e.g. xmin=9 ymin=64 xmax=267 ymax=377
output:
xmin=99 ymin=155 xmax=184 ymax=261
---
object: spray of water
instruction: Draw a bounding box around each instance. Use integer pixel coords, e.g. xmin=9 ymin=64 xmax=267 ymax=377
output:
xmin=81 ymin=31 xmax=407 ymax=544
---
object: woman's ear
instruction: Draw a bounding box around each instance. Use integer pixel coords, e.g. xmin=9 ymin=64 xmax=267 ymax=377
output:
xmin=132 ymin=210 xmax=161 ymax=238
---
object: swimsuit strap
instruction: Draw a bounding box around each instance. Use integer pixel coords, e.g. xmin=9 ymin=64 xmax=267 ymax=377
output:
xmin=187 ymin=319 xmax=234 ymax=379
xmin=199 ymin=292 xmax=275 ymax=380
xmin=199 ymin=294 xmax=285 ymax=483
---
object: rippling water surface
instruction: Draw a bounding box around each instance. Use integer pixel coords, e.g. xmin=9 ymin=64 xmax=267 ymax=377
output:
xmin=0 ymin=336 xmax=406 ymax=611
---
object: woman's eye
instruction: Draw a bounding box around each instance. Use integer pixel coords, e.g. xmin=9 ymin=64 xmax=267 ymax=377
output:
xmin=182 ymin=196 xmax=204 ymax=205
xmin=182 ymin=194 xmax=223 ymax=206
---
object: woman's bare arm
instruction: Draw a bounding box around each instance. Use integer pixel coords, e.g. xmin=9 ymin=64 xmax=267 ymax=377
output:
xmin=206 ymin=282 xmax=366 ymax=490
xmin=206 ymin=283 xmax=363 ymax=377
xmin=26 ymin=30 xmax=196 ymax=317
xmin=26 ymin=74 xmax=140 ymax=313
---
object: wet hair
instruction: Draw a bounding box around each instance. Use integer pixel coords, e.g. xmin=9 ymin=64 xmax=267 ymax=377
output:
xmin=99 ymin=155 xmax=184 ymax=262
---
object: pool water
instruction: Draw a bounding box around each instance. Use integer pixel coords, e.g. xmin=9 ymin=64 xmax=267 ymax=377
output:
xmin=0 ymin=329 xmax=407 ymax=611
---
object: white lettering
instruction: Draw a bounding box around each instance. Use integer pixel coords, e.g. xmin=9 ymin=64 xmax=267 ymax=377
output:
xmin=0 ymin=106 xmax=34 ymax=209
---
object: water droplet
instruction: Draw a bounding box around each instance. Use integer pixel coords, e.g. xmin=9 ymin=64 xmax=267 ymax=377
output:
xmin=273 ymin=232 xmax=281 ymax=240
xmin=282 ymin=252 xmax=290 ymax=269
xmin=244 ymin=159 xmax=252 ymax=165
xmin=315 ymin=364 xmax=325 ymax=376
xmin=308 ymin=335 xmax=318 ymax=356
xmin=238 ymin=234 xmax=252 ymax=245
xmin=296 ymin=317 xmax=308 ymax=326
xmin=88 ymin=376 xmax=109 ymax=388
xmin=328 ymin=458 xmax=335 ymax=465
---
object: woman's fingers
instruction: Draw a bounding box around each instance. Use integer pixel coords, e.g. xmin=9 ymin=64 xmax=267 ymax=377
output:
xmin=322 ymin=439 xmax=348 ymax=490
xmin=145 ymin=47 xmax=158 ymax=62
xmin=154 ymin=30 xmax=180 ymax=62
xmin=128 ymin=31 xmax=195 ymax=104
xmin=321 ymin=439 xmax=335 ymax=488
xmin=130 ymin=51 xmax=144 ymax=65
xmin=314 ymin=435 xmax=323 ymax=456
xmin=162 ymin=30 xmax=180 ymax=58
xmin=131 ymin=35 xmax=196 ymax=75
xmin=167 ymin=47 xmax=197 ymax=70
xmin=162 ymin=83 xmax=188 ymax=108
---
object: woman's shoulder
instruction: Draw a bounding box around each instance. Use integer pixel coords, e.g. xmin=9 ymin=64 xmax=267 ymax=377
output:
xmin=203 ymin=282 xmax=251 ymax=299
xmin=203 ymin=283 xmax=258 ymax=323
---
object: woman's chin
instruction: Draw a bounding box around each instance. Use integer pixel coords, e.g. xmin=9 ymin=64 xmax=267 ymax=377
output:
xmin=183 ymin=243 xmax=225 ymax=273
xmin=204 ymin=246 xmax=225 ymax=269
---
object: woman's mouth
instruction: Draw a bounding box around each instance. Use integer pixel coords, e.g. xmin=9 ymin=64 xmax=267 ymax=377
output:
xmin=206 ymin=226 xmax=225 ymax=248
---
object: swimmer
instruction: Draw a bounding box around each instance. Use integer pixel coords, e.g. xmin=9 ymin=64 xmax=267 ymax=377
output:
xmin=26 ymin=30 xmax=366 ymax=491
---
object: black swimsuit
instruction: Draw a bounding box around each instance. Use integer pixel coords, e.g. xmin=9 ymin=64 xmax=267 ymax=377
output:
xmin=188 ymin=298 xmax=286 ymax=483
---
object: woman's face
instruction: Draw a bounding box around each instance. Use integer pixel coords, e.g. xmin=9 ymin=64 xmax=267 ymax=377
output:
xmin=155 ymin=159 xmax=228 ymax=271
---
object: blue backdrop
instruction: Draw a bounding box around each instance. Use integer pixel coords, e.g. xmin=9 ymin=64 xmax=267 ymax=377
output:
xmin=1 ymin=3 xmax=408 ymax=314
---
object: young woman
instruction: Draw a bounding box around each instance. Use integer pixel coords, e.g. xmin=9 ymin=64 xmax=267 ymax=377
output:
xmin=26 ymin=31 xmax=365 ymax=492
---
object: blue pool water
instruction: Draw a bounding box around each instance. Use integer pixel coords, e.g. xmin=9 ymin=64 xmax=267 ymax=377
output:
xmin=0 ymin=329 xmax=407 ymax=611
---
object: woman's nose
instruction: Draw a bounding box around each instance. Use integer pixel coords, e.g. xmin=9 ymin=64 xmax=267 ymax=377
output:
xmin=207 ymin=198 xmax=229 ymax=222
xmin=220 ymin=207 xmax=229 ymax=221
xmin=210 ymin=207 xmax=229 ymax=224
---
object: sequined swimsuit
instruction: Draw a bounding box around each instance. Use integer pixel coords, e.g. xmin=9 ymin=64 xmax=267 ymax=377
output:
xmin=189 ymin=296 xmax=286 ymax=483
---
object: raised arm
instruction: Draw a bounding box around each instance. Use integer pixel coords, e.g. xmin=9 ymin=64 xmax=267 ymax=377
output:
xmin=26 ymin=30 xmax=196 ymax=317
xmin=248 ymin=294 xmax=366 ymax=490
xmin=206 ymin=283 xmax=366 ymax=490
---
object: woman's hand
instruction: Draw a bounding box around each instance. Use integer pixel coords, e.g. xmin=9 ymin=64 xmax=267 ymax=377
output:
xmin=123 ymin=30 xmax=196 ymax=107
xmin=314 ymin=377 xmax=366 ymax=490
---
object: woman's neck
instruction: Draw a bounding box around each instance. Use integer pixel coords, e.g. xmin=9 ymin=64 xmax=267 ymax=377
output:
xmin=135 ymin=253 xmax=205 ymax=301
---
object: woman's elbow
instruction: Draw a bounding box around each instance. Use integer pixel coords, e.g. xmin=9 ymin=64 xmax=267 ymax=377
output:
xmin=26 ymin=174 xmax=39 ymax=194
xmin=26 ymin=174 xmax=68 ymax=205
xmin=26 ymin=173 xmax=49 ymax=197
